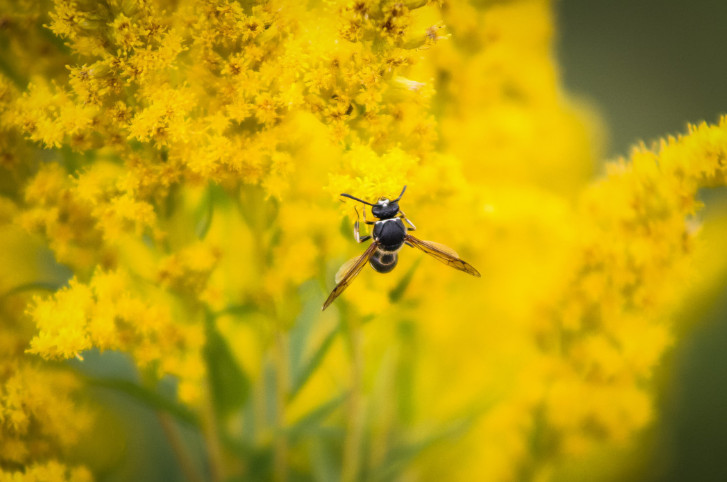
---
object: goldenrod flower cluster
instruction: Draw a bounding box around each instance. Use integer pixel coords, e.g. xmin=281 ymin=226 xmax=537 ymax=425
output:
xmin=1 ymin=0 xmax=726 ymax=480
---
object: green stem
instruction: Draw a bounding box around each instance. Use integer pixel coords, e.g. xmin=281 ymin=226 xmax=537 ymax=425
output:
xmin=202 ymin=383 xmax=224 ymax=482
xmin=0 ymin=281 xmax=62 ymax=299
xmin=341 ymin=317 xmax=364 ymax=482
xmin=274 ymin=332 xmax=289 ymax=482
xmin=157 ymin=412 xmax=205 ymax=482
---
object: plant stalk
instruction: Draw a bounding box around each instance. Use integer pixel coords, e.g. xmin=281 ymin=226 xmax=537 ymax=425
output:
xmin=158 ymin=412 xmax=206 ymax=482
xmin=341 ymin=318 xmax=364 ymax=482
xmin=274 ymin=331 xmax=289 ymax=482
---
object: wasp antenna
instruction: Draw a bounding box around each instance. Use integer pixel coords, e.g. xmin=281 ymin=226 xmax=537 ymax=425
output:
xmin=340 ymin=193 xmax=376 ymax=206
xmin=393 ymin=185 xmax=407 ymax=202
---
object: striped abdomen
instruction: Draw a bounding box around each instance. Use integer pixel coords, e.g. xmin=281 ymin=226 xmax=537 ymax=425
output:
xmin=370 ymin=249 xmax=398 ymax=273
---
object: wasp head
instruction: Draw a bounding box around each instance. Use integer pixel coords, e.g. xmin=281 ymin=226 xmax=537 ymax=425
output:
xmin=339 ymin=185 xmax=407 ymax=219
xmin=371 ymin=198 xmax=400 ymax=219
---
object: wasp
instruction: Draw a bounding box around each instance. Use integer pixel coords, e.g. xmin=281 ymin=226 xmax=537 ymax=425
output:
xmin=322 ymin=186 xmax=480 ymax=310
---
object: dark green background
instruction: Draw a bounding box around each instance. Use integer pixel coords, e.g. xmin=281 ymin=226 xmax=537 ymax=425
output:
xmin=558 ymin=0 xmax=727 ymax=159
xmin=557 ymin=1 xmax=727 ymax=481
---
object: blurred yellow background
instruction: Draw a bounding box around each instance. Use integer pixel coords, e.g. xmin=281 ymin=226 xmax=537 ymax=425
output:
xmin=2 ymin=0 xmax=727 ymax=481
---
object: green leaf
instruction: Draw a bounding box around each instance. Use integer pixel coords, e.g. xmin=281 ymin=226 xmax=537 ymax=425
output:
xmin=195 ymin=183 xmax=215 ymax=240
xmin=339 ymin=215 xmax=353 ymax=239
xmin=263 ymin=358 xmax=278 ymax=427
xmin=311 ymin=436 xmax=342 ymax=482
xmin=204 ymin=312 xmax=251 ymax=419
xmin=288 ymin=329 xmax=337 ymax=402
xmin=288 ymin=282 xmax=321 ymax=370
xmin=369 ymin=417 xmax=473 ymax=482
xmin=212 ymin=303 xmax=257 ymax=319
xmin=237 ymin=184 xmax=279 ymax=231
xmin=388 ymin=258 xmax=421 ymax=303
xmin=396 ymin=320 xmax=417 ymax=425
xmin=241 ymin=384 xmax=258 ymax=446
xmin=85 ymin=376 xmax=199 ymax=426
xmin=285 ymin=394 xmax=347 ymax=442
xmin=287 ymin=289 xmax=339 ymax=401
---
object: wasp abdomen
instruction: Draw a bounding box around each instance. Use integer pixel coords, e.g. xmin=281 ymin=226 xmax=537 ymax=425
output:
xmin=370 ymin=250 xmax=398 ymax=273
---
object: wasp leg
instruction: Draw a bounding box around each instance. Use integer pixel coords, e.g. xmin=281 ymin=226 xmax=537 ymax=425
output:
xmin=398 ymin=209 xmax=416 ymax=231
xmin=362 ymin=206 xmax=376 ymax=225
xmin=405 ymin=241 xmax=414 ymax=247
xmin=354 ymin=207 xmax=372 ymax=243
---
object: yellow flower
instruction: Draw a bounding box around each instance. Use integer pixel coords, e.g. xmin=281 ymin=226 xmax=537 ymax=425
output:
xmin=3 ymin=0 xmax=727 ymax=480
xmin=27 ymin=279 xmax=94 ymax=359
xmin=0 ymin=460 xmax=92 ymax=482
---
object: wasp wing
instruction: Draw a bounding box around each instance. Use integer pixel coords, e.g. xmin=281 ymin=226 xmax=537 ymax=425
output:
xmin=335 ymin=255 xmax=361 ymax=284
xmin=322 ymin=242 xmax=379 ymax=311
xmin=405 ymin=235 xmax=481 ymax=277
